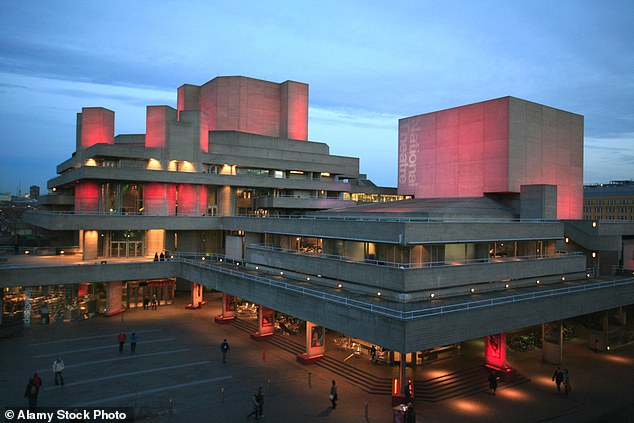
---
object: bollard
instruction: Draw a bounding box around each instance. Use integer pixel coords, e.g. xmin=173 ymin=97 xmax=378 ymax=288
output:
xmin=168 ymin=398 xmax=173 ymax=415
xmin=267 ymin=378 xmax=271 ymax=394
xmin=365 ymin=401 xmax=369 ymax=420
xmin=308 ymin=371 xmax=312 ymax=388
xmin=221 ymin=386 xmax=225 ymax=403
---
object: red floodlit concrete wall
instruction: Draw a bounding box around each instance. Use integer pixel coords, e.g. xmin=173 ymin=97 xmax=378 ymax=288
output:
xmin=77 ymin=107 xmax=115 ymax=150
xmin=280 ymin=81 xmax=309 ymax=140
xmin=144 ymin=183 xmax=177 ymax=216
xmin=74 ymin=181 xmax=100 ymax=212
xmin=398 ymin=97 xmax=583 ymax=219
xmin=398 ymin=98 xmax=509 ymax=198
xmin=177 ymin=184 xmax=207 ymax=216
xmin=178 ymin=76 xmax=308 ymax=140
xmin=146 ymin=106 xmax=177 ymax=148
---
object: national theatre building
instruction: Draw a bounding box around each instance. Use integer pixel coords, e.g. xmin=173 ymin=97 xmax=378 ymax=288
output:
xmin=3 ymin=75 xmax=633 ymax=399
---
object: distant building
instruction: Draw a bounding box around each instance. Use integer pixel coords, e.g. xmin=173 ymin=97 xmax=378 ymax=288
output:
xmin=584 ymin=180 xmax=634 ymax=222
xmin=29 ymin=185 xmax=40 ymax=200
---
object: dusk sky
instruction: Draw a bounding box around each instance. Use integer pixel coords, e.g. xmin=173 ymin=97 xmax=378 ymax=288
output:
xmin=1 ymin=1 xmax=632 ymax=194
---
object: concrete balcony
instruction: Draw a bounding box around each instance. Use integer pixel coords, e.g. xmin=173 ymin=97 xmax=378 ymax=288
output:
xmin=254 ymin=195 xmax=355 ymax=210
xmin=245 ymin=245 xmax=588 ymax=298
xmin=23 ymin=210 xmax=223 ymax=231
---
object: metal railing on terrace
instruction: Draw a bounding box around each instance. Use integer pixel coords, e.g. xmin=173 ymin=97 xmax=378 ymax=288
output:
xmin=171 ymin=253 xmax=634 ymax=321
xmin=25 ymin=210 xmax=559 ymax=223
xmin=246 ymin=244 xmax=584 ymax=269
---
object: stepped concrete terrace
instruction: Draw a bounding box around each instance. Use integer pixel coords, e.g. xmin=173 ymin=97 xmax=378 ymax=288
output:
xmin=2 ymin=254 xmax=633 ymax=353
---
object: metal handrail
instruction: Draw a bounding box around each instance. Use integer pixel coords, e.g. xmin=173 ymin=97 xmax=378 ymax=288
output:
xmin=172 ymin=253 xmax=634 ymax=321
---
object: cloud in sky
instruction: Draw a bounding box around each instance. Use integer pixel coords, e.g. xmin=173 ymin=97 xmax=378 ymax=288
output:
xmin=0 ymin=0 xmax=632 ymax=192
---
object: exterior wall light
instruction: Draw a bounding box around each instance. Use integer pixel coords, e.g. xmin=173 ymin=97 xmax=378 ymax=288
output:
xmin=591 ymin=251 xmax=597 ymax=258
xmin=306 ymin=277 xmax=311 ymax=281
xmin=430 ymin=293 xmax=436 ymax=298
xmin=236 ymin=262 xmax=240 ymax=266
xmin=536 ymin=280 xmax=540 ymax=284
xmin=561 ymin=276 xmax=566 ymax=281
xmin=337 ymin=283 xmax=342 ymax=289
xmin=280 ymin=271 xmax=284 ymax=276
xmin=255 ymin=266 xmax=259 ymax=270
xmin=586 ymin=273 xmax=591 ymax=278
xmin=201 ymin=257 xmax=205 ymax=261
xmin=606 ymin=345 xmax=611 ymax=351
xmin=317 ymin=274 xmax=322 ymax=278
xmin=377 ymin=291 xmax=382 ymax=296
xmin=505 ymin=284 xmax=510 ymax=288
xmin=592 ymin=221 xmax=597 ymax=228
xmin=470 ymin=288 xmax=475 ymax=293
xmin=564 ymin=237 xmax=569 ymax=244
xmin=219 ymin=259 xmax=223 ymax=262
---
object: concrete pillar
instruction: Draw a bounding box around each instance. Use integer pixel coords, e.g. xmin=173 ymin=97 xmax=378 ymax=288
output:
xmin=484 ymin=333 xmax=508 ymax=371
xmin=251 ymin=306 xmax=275 ymax=339
xmin=83 ymin=230 xmax=98 ymax=260
xmin=215 ymin=293 xmax=236 ymax=323
xmin=188 ymin=282 xmax=203 ymax=309
xmin=542 ymin=321 xmax=563 ymax=364
xmin=217 ymin=186 xmax=234 ymax=216
xmin=104 ymin=281 xmax=124 ymax=317
xmin=297 ymin=321 xmax=325 ymax=364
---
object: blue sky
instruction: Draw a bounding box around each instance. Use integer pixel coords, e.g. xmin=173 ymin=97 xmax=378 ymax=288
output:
xmin=1 ymin=1 xmax=632 ymax=194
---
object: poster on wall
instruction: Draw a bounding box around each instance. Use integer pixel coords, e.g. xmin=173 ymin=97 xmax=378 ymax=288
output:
xmin=311 ymin=325 xmax=323 ymax=347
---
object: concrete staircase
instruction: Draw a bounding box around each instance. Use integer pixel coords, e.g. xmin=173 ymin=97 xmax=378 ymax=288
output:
xmin=230 ymin=318 xmax=529 ymax=401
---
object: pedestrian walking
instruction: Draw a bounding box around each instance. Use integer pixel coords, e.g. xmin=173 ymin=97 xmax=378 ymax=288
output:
xmin=52 ymin=356 xmax=64 ymax=386
xmin=24 ymin=377 xmax=39 ymax=409
xmin=143 ymin=297 xmax=149 ymax=310
xmin=118 ymin=330 xmax=127 ymax=353
xmin=130 ymin=331 xmax=137 ymax=353
xmin=151 ymin=294 xmax=158 ymax=310
xmin=488 ymin=370 xmax=498 ymax=394
xmin=329 ymin=379 xmax=338 ymax=409
xmin=32 ymin=373 xmax=42 ymax=390
xmin=552 ymin=367 xmax=563 ymax=392
xmin=246 ymin=390 xmax=260 ymax=420
xmin=563 ymin=369 xmax=571 ymax=395
xmin=255 ymin=386 xmax=264 ymax=418
xmin=153 ymin=252 xmax=159 ymax=262
xmin=221 ymin=338 xmax=230 ymax=363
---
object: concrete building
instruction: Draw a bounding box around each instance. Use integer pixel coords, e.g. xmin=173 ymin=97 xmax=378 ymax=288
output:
xmin=584 ymin=180 xmax=634 ymax=222
xmin=3 ymin=75 xmax=633 ymax=402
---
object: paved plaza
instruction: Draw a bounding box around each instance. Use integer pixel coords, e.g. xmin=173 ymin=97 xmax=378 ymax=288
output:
xmin=2 ymin=292 xmax=634 ymax=422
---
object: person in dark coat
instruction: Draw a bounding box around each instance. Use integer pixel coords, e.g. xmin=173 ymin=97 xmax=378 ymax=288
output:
xmin=552 ymin=367 xmax=564 ymax=392
xmin=329 ymin=379 xmax=338 ymax=409
xmin=118 ymin=331 xmax=127 ymax=353
xmin=24 ymin=377 xmax=39 ymax=409
xmin=488 ymin=371 xmax=498 ymax=394
xmin=221 ymin=339 xmax=230 ymax=363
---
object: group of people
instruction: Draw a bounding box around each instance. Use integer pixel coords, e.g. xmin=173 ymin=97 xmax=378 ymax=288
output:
xmin=143 ymin=294 xmax=158 ymax=310
xmin=153 ymin=251 xmax=169 ymax=262
xmin=24 ymin=357 xmax=64 ymax=409
xmin=118 ymin=330 xmax=138 ymax=352
xmin=552 ymin=367 xmax=572 ymax=395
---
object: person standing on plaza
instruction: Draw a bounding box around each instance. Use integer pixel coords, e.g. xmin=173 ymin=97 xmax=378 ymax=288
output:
xmin=32 ymin=373 xmax=42 ymax=390
xmin=552 ymin=367 xmax=563 ymax=392
xmin=221 ymin=338 xmax=230 ymax=363
xmin=151 ymin=294 xmax=158 ymax=310
xmin=118 ymin=330 xmax=127 ymax=353
xmin=52 ymin=356 xmax=64 ymax=386
xmin=24 ymin=377 xmax=39 ymax=409
xmin=329 ymin=379 xmax=338 ymax=409
xmin=255 ymin=386 xmax=264 ymax=418
xmin=246 ymin=390 xmax=260 ymax=420
xmin=563 ymin=369 xmax=571 ymax=395
xmin=130 ymin=331 xmax=137 ymax=353
xmin=488 ymin=370 xmax=498 ymax=394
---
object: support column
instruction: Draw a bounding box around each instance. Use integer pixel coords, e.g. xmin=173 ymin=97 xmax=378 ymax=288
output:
xmin=297 ymin=321 xmax=325 ymax=364
xmin=214 ymin=293 xmax=236 ymax=323
xmin=250 ymin=306 xmax=275 ymax=340
xmin=104 ymin=281 xmax=124 ymax=317
xmin=542 ymin=321 xmax=563 ymax=364
xmin=186 ymin=282 xmax=204 ymax=309
xmin=589 ymin=312 xmax=609 ymax=351
xmin=484 ymin=333 xmax=509 ymax=371
xmin=391 ymin=353 xmax=409 ymax=405
xmin=82 ymin=230 xmax=98 ymax=260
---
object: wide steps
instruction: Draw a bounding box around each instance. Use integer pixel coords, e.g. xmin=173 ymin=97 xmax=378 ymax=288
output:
xmin=229 ymin=319 xmax=529 ymax=401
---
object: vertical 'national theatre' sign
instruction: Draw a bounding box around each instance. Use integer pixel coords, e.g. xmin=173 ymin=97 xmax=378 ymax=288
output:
xmin=398 ymin=117 xmax=420 ymax=194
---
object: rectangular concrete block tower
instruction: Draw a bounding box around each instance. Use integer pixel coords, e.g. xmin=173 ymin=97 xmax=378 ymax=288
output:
xmin=76 ymin=107 xmax=115 ymax=150
xmin=397 ymin=97 xmax=583 ymax=219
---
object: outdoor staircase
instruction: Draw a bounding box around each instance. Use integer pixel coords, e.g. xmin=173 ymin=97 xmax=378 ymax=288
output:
xmin=230 ymin=318 xmax=529 ymax=402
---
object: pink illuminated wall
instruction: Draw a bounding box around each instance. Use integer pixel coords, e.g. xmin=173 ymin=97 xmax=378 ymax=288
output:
xmin=74 ymin=181 xmax=100 ymax=212
xmin=177 ymin=184 xmax=207 ymax=216
xmin=177 ymin=76 xmax=308 ymax=140
xmin=398 ymin=97 xmax=583 ymax=219
xmin=77 ymin=107 xmax=114 ymax=149
xmin=146 ymin=106 xmax=177 ymax=148
xmin=144 ymin=183 xmax=176 ymax=216
xmin=485 ymin=333 xmax=506 ymax=369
